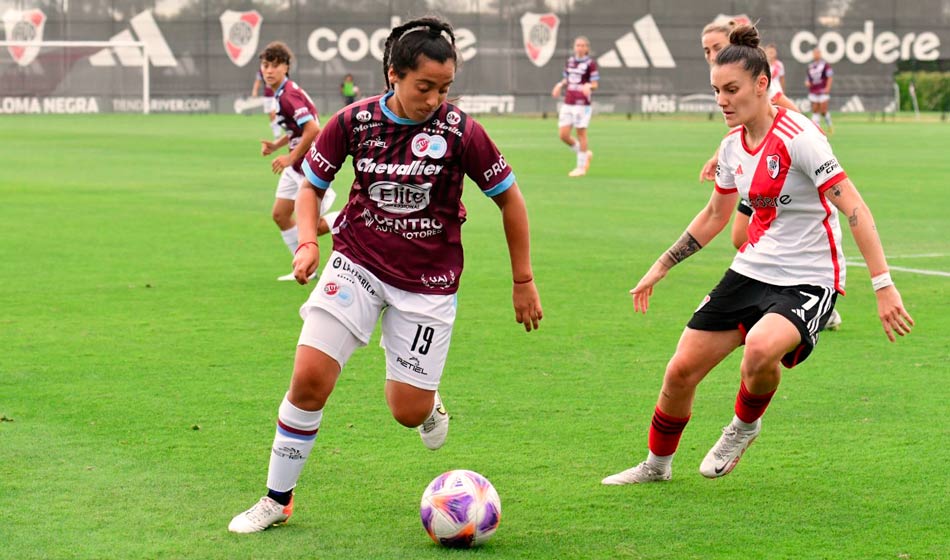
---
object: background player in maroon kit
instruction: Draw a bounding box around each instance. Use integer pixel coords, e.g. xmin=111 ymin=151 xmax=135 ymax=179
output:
xmin=551 ymin=36 xmax=598 ymax=177
xmin=257 ymin=42 xmax=337 ymax=281
xmin=806 ymin=47 xmax=834 ymax=133
xmin=602 ymin=24 xmax=913 ymax=486
xmin=229 ymin=16 xmax=543 ymax=533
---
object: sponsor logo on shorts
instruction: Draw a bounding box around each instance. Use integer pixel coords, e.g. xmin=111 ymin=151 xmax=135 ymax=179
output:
xmin=324 ymin=282 xmax=339 ymax=296
xmin=331 ymin=256 xmax=378 ymax=296
xmin=396 ymin=355 xmax=428 ymax=375
xmin=695 ymin=294 xmax=711 ymax=312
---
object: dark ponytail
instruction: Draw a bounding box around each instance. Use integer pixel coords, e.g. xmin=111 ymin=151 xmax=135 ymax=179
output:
xmin=381 ymin=16 xmax=458 ymax=90
xmin=715 ymin=24 xmax=770 ymax=86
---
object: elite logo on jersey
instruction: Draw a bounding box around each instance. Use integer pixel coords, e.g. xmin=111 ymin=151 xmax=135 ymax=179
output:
xmin=220 ymin=10 xmax=262 ymax=67
xmin=411 ymin=133 xmax=447 ymax=159
xmin=521 ymin=12 xmax=559 ymax=67
xmin=2 ymin=9 xmax=46 ymax=66
xmin=766 ymin=155 xmax=780 ymax=179
xmin=368 ymin=181 xmax=433 ymax=214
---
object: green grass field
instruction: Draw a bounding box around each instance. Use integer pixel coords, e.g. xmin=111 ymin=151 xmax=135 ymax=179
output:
xmin=1 ymin=113 xmax=948 ymax=559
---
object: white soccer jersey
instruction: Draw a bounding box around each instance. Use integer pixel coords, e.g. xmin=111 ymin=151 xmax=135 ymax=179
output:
xmin=715 ymin=108 xmax=848 ymax=292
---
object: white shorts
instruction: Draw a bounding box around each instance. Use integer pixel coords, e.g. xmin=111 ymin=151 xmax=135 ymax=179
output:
xmin=808 ymin=93 xmax=830 ymax=104
xmin=276 ymin=168 xmax=337 ymax=214
xmin=263 ymin=97 xmax=278 ymax=113
xmin=558 ymin=103 xmax=592 ymax=129
xmin=298 ymin=251 xmax=457 ymax=390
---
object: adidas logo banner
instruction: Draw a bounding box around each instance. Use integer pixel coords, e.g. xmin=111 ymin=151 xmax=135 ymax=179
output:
xmin=597 ymin=15 xmax=674 ymax=69
xmin=89 ymin=10 xmax=177 ymax=67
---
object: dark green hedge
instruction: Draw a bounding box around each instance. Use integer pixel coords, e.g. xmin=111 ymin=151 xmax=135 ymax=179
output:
xmin=894 ymin=72 xmax=950 ymax=112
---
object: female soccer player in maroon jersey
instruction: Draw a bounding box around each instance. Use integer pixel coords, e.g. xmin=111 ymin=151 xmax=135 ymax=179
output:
xmin=551 ymin=36 xmax=598 ymax=177
xmin=602 ymin=24 xmax=913 ymax=486
xmin=229 ymin=16 xmax=543 ymax=533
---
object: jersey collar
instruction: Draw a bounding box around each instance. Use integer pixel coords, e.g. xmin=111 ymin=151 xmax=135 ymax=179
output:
xmin=380 ymin=90 xmax=428 ymax=125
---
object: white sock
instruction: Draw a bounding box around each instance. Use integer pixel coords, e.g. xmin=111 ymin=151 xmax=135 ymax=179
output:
xmin=811 ymin=113 xmax=821 ymax=126
xmin=647 ymin=451 xmax=673 ymax=471
xmin=576 ymin=150 xmax=588 ymax=169
xmin=731 ymin=414 xmax=759 ymax=431
xmin=280 ymin=225 xmax=298 ymax=255
xmin=266 ymin=395 xmax=323 ymax=493
xmin=823 ymin=113 xmax=833 ymax=127
xmin=567 ymin=140 xmax=580 ymax=154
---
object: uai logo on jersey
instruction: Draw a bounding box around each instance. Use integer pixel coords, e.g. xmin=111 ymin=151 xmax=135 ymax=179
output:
xmin=220 ymin=10 xmax=262 ymax=67
xmin=766 ymin=154 xmax=781 ymax=179
xmin=521 ymin=12 xmax=559 ymax=67
xmin=3 ymin=9 xmax=46 ymax=66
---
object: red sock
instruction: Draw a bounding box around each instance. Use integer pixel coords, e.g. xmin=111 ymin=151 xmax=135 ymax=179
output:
xmin=734 ymin=381 xmax=775 ymax=424
xmin=648 ymin=407 xmax=690 ymax=456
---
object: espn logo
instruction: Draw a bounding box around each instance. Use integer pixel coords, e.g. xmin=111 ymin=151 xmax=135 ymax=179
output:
xmin=89 ymin=10 xmax=177 ymax=67
xmin=597 ymin=14 xmax=675 ymax=69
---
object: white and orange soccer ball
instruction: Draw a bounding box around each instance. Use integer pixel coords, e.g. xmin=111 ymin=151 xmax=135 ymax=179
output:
xmin=420 ymin=469 xmax=501 ymax=548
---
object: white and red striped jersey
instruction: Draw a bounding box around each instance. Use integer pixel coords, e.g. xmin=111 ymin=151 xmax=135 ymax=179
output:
xmin=715 ymin=108 xmax=848 ymax=293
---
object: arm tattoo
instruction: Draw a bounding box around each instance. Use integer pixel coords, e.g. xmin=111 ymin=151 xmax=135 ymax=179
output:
xmin=662 ymin=231 xmax=703 ymax=267
xmin=848 ymin=208 xmax=859 ymax=227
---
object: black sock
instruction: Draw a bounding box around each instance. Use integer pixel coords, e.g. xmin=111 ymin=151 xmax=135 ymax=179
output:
xmin=267 ymin=489 xmax=293 ymax=506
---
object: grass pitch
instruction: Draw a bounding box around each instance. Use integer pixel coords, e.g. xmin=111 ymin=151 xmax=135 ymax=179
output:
xmin=1 ymin=112 xmax=947 ymax=559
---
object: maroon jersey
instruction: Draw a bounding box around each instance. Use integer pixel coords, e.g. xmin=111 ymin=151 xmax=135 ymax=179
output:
xmin=806 ymin=59 xmax=833 ymax=94
xmin=562 ymin=56 xmax=599 ymax=106
xmin=302 ymin=92 xmax=516 ymax=295
xmin=274 ymin=77 xmax=319 ymax=172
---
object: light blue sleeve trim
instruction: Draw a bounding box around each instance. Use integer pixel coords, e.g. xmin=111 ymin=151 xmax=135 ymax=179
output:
xmin=296 ymin=114 xmax=314 ymax=126
xmin=483 ymin=172 xmax=515 ymax=197
xmin=302 ymin=160 xmax=331 ymax=190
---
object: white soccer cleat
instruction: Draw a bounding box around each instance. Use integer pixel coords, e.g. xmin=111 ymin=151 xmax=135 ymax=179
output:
xmin=699 ymin=419 xmax=761 ymax=478
xmin=601 ymin=461 xmax=671 ymax=485
xmin=228 ymin=496 xmax=293 ymax=533
xmin=418 ymin=391 xmax=449 ymax=450
xmin=823 ymin=308 xmax=842 ymax=331
xmin=567 ymin=167 xmax=586 ymax=177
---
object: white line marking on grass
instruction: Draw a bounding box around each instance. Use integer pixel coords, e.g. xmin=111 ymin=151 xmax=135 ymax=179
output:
xmin=886 ymin=253 xmax=948 ymax=259
xmin=848 ymin=262 xmax=950 ymax=277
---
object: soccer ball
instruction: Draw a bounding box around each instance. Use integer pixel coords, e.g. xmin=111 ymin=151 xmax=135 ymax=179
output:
xmin=420 ymin=469 xmax=501 ymax=548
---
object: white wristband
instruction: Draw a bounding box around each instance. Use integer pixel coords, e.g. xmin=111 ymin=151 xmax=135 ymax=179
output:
xmin=871 ymin=272 xmax=894 ymax=291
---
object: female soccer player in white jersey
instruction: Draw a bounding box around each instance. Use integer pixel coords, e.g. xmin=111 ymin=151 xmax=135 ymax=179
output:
xmin=257 ymin=42 xmax=338 ymax=281
xmin=602 ymin=24 xmax=913 ymax=486
xmin=229 ymin=16 xmax=543 ymax=532
xmin=697 ymin=19 xmax=845 ymax=328
xmin=551 ymin=36 xmax=598 ymax=177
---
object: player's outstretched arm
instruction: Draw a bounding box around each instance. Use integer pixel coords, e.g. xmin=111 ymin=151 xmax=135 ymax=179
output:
xmin=825 ymin=179 xmax=914 ymax=341
xmin=631 ymin=190 xmax=736 ymax=313
xmin=292 ymin=183 xmax=324 ymax=284
xmin=492 ymin=184 xmax=542 ymax=332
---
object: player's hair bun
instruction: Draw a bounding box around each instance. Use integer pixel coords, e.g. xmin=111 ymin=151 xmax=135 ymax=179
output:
xmin=729 ymin=24 xmax=760 ymax=49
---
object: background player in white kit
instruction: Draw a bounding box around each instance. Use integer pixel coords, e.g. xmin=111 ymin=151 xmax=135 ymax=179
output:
xmin=257 ymin=41 xmax=338 ymax=281
xmin=602 ymin=24 xmax=913 ymax=486
xmin=551 ymin=36 xmax=598 ymax=177
xmin=229 ymin=16 xmax=543 ymax=533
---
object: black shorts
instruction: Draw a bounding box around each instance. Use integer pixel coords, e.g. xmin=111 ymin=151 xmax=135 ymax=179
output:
xmin=687 ymin=269 xmax=838 ymax=368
